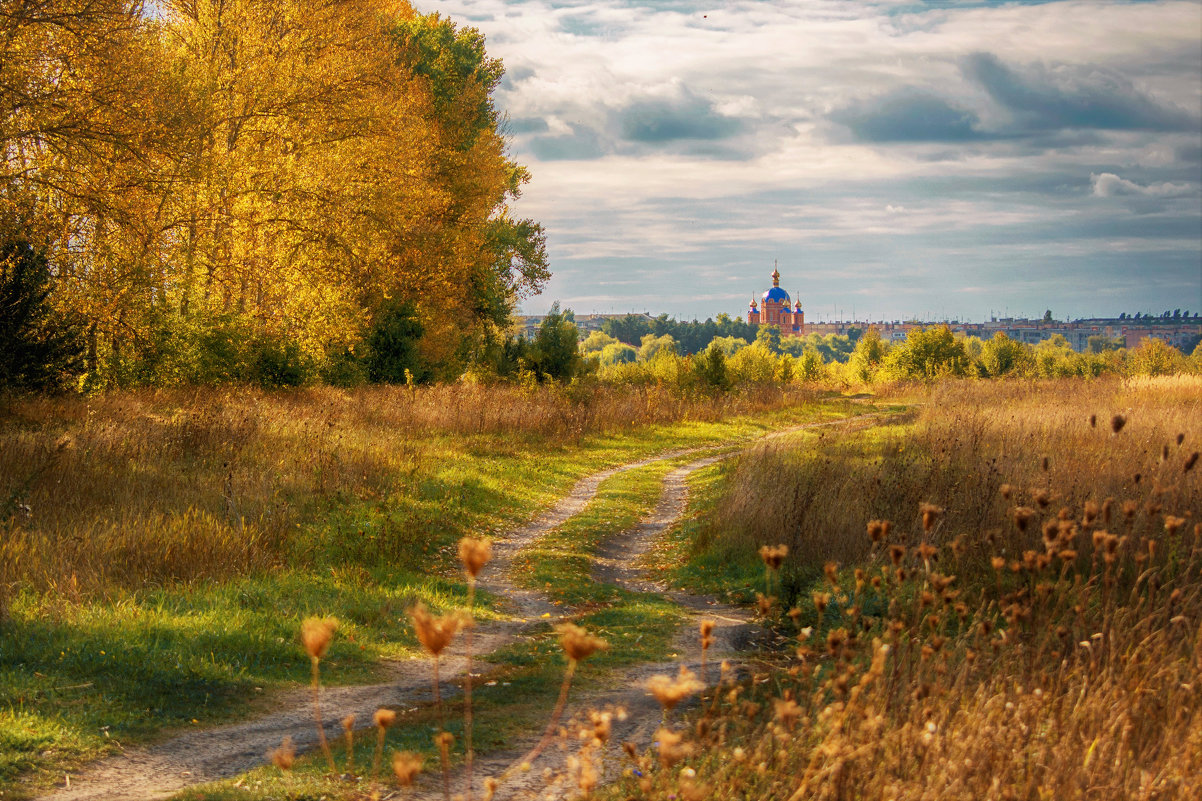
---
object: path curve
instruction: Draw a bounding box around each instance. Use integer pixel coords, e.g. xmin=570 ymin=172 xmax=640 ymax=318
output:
xmin=34 ymin=448 xmax=751 ymax=800
xmin=36 ymin=414 xmax=881 ymax=801
xmin=412 ymin=415 xmax=881 ymax=800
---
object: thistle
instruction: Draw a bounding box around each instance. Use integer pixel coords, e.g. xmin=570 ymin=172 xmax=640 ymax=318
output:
xmin=300 ymin=616 xmax=339 ymax=772
xmin=458 ymin=536 xmax=492 ymax=800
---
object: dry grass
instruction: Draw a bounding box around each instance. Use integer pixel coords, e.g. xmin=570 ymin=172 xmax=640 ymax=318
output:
xmin=707 ymin=376 xmax=1201 ymax=587
xmin=587 ymin=375 xmax=1201 ymax=800
xmin=0 ymin=381 xmax=811 ymax=605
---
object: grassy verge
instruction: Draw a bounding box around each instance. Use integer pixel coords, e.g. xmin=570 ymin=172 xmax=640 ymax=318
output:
xmin=1 ymin=387 xmax=861 ymax=792
xmin=167 ymin=458 xmax=711 ymax=800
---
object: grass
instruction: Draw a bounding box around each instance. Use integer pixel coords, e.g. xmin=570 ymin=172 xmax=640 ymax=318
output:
xmin=160 ymin=454 xmax=741 ymax=800
xmin=0 ymin=382 xmax=859 ymax=793
xmin=591 ymin=375 xmax=1202 ymax=801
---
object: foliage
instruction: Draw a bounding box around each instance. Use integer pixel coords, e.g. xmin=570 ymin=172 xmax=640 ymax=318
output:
xmin=598 ymin=342 xmax=638 ymax=366
xmin=977 ymin=332 xmax=1032 ymax=377
xmin=0 ymin=237 xmax=84 ymax=392
xmin=602 ymin=312 xmax=759 ymax=355
xmin=637 ymin=333 xmax=678 ymax=362
xmin=364 ymin=299 xmax=426 ymax=384
xmin=580 ymin=331 xmax=619 ymax=355
xmin=1128 ymin=337 xmax=1187 ymax=377
xmin=525 ymin=303 xmax=582 ymax=382
xmin=881 ymin=325 xmax=971 ymax=380
xmin=694 ymin=342 xmax=730 ymax=391
xmin=0 ymin=1 xmax=546 ymax=388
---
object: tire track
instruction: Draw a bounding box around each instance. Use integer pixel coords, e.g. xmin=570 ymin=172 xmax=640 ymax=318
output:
xmin=35 ymin=414 xmax=882 ymax=800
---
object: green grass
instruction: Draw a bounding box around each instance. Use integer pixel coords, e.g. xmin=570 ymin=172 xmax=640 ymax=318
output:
xmin=2 ymin=397 xmax=864 ymax=794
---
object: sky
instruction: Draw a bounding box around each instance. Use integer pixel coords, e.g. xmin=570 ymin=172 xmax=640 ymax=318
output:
xmin=418 ymin=0 xmax=1202 ymax=323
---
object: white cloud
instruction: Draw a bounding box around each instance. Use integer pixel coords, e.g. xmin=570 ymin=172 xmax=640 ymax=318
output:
xmin=415 ymin=1 xmax=1202 ymax=320
xmin=1090 ymin=172 xmax=1193 ymax=197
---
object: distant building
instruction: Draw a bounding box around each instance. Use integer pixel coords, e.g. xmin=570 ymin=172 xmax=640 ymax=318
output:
xmin=747 ymin=264 xmax=805 ymax=335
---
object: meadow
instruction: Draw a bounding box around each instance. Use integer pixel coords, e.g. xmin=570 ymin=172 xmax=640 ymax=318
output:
xmin=621 ymin=376 xmax=1200 ymax=800
xmin=2 ymin=376 xmax=1198 ymax=800
xmin=0 ymin=380 xmax=848 ymax=793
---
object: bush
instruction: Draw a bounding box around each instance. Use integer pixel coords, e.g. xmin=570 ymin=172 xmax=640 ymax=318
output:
xmin=882 ymin=325 xmax=970 ymax=380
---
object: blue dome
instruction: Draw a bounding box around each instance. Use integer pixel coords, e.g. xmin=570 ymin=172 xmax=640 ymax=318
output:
xmin=762 ymin=287 xmax=791 ymax=304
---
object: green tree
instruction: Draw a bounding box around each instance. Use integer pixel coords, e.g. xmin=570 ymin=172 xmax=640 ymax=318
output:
xmin=979 ymin=333 xmax=1032 ymax=377
xmin=754 ymin=325 xmax=782 ymax=354
xmin=1087 ymin=335 xmax=1124 ymax=354
xmin=709 ymin=336 xmax=748 ymax=356
xmin=580 ymin=331 xmax=619 ymax=355
xmin=0 ymin=237 xmax=85 ymax=391
xmin=882 ymin=326 xmax=970 ymax=380
xmin=364 ymin=299 xmax=426 ymax=384
xmin=1128 ymin=338 xmax=1185 ymax=377
xmin=638 ymin=333 xmax=678 ymax=362
xmin=694 ymin=342 xmax=730 ymax=390
xmin=847 ymin=328 xmax=888 ymax=383
xmin=526 ymin=303 xmax=581 ymax=381
xmin=598 ymin=342 xmax=637 ymax=366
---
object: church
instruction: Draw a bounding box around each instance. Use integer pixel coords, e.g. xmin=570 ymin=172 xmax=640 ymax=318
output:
xmin=747 ymin=265 xmax=805 ymax=336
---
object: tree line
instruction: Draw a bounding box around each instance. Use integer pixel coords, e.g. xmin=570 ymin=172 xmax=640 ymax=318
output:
xmin=1 ymin=0 xmax=547 ymax=390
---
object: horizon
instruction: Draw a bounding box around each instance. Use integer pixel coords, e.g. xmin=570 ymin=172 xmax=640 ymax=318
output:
xmin=420 ymin=0 xmax=1202 ymax=322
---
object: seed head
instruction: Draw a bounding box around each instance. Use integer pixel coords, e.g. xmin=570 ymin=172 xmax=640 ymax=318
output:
xmin=590 ymin=710 xmax=613 ymax=744
xmin=1031 ymin=489 xmax=1050 ymax=509
xmin=409 ymin=603 xmax=462 ymax=657
xmin=759 ymin=544 xmax=789 ymax=570
xmin=1110 ymin=414 xmax=1126 ymax=434
xmin=1164 ymin=516 xmax=1185 ymax=536
xmin=1088 ymin=414 xmax=1097 ymax=428
xmin=391 ymin=751 xmax=423 ymax=786
xmin=812 ymin=592 xmax=830 ymax=617
xmin=823 ymin=561 xmax=839 ymax=585
xmin=267 ymin=736 xmax=295 ymax=770
xmin=1176 ymin=433 xmax=1185 ymax=446
xmin=300 ymin=617 xmax=338 ymax=660
xmin=867 ymin=519 xmax=890 ymax=542
xmin=1185 ymin=452 xmax=1199 ymax=474
xmin=654 ymin=727 xmax=691 ymax=767
xmin=755 ymin=593 xmax=776 ymax=617
xmin=556 ymin=622 xmax=607 ymax=662
xmin=699 ymin=619 xmax=716 ymax=651
xmin=888 ymin=544 xmax=906 ymax=566
xmin=341 ymin=714 xmax=355 ymax=733
xmin=458 ymin=536 xmax=492 ymax=579
xmin=999 ymin=484 xmax=1013 ymax=501
xmin=647 ymin=667 xmax=705 ymax=711
xmin=919 ymin=502 xmax=943 ymax=533
xmin=773 ymin=697 xmax=802 ymax=731
xmin=374 ymin=708 xmax=397 ymax=729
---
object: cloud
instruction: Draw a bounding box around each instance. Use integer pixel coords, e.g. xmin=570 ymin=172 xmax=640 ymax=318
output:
xmin=831 ymin=89 xmax=983 ymax=143
xmin=1090 ymin=172 xmax=1193 ymax=198
xmin=419 ymin=0 xmax=1201 ymax=321
xmin=616 ymin=88 xmax=744 ymax=143
xmin=964 ymin=52 xmax=1197 ymax=133
xmin=528 ymin=124 xmax=606 ymax=161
